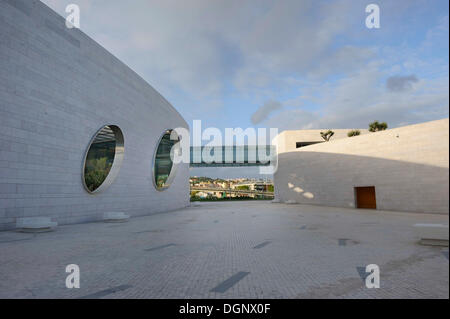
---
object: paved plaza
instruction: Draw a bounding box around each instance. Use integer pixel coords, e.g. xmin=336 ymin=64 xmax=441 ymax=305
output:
xmin=0 ymin=201 xmax=448 ymax=299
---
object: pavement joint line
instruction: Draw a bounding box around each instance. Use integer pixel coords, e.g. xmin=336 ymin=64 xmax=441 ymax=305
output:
xmin=144 ymin=243 xmax=176 ymax=252
xmin=135 ymin=230 xmax=154 ymax=234
xmin=0 ymin=238 xmax=32 ymax=244
xmin=210 ymin=272 xmax=250 ymax=293
xmin=253 ymin=241 xmax=271 ymax=249
xmin=79 ymin=284 xmax=132 ymax=299
xmin=135 ymin=229 xmax=164 ymax=234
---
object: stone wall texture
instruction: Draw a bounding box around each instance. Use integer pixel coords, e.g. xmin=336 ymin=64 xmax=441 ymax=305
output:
xmin=273 ymin=128 xmax=369 ymax=154
xmin=0 ymin=0 xmax=190 ymax=230
xmin=274 ymin=119 xmax=449 ymax=214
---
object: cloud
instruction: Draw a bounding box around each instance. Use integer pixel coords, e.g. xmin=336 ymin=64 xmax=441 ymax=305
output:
xmin=233 ymin=0 xmax=367 ymax=91
xmin=251 ymin=100 xmax=283 ymax=124
xmin=39 ymin=0 xmax=449 ymax=132
xmin=386 ymin=75 xmax=419 ymax=92
xmin=266 ymin=68 xmax=448 ymax=130
xmin=41 ymin=0 xmax=364 ymax=105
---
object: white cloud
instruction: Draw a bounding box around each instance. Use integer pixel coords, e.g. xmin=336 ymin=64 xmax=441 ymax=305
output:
xmin=40 ymin=0 xmax=368 ymax=105
xmin=251 ymin=100 xmax=283 ymax=124
xmin=40 ymin=0 xmax=449 ymax=131
xmin=386 ymin=75 xmax=418 ymax=92
xmin=266 ymin=68 xmax=449 ymax=130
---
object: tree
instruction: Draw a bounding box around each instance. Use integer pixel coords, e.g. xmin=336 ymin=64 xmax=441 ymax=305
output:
xmin=84 ymin=157 xmax=111 ymax=191
xmin=347 ymin=129 xmax=361 ymax=137
xmin=190 ymin=191 xmax=199 ymax=196
xmin=369 ymin=121 xmax=388 ymax=132
xmin=320 ymin=130 xmax=335 ymax=141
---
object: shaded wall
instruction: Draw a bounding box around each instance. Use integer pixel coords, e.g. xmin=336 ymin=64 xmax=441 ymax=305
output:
xmin=0 ymin=0 xmax=189 ymax=230
xmin=274 ymin=119 xmax=449 ymax=214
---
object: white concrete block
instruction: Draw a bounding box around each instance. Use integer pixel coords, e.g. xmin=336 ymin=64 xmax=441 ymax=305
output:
xmin=103 ymin=212 xmax=130 ymax=223
xmin=16 ymin=216 xmax=57 ymax=232
xmin=414 ymin=223 xmax=449 ymax=246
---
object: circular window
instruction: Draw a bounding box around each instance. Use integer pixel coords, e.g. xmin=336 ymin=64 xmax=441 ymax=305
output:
xmin=82 ymin=125 xmax=124 ymax=193
xmin=153 ymin=129 xmax=180 ymax=190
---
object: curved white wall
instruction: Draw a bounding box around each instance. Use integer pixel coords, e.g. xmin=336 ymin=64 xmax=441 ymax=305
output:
xmin=274 ymin=119 xmax=449 ymax=214
xmin=0 ymin=0 xmax=189 ymax=230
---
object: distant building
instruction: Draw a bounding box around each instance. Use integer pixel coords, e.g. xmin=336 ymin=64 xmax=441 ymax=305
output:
xmin=232 ymin=182 xmax=273 ymax=192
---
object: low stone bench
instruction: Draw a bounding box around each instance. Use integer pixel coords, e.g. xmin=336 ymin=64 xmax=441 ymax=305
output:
xmin=16 ymin=217 xmax=57 ymax=233
xmin=414 ymin=223 xmax=449 ymax=246
xmin=103 ymin=212 xmax=130 ymax=223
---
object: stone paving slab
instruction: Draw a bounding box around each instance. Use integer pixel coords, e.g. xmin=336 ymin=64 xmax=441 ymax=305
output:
xmin=0 ymin=201 xmax=448 ymax=299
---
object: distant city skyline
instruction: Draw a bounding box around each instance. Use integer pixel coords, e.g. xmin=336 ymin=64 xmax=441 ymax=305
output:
xmin=190 ymin=166 xmax=267 ymax=179
xmin=190 ymin=175 xmax=272 ymax=182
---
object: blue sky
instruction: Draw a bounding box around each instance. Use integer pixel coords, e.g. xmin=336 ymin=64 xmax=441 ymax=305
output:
xmin=42 ymin=0 xmax=449 ymax=178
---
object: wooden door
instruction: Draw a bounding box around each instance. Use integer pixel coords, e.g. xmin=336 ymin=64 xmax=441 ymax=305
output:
xmin=355 ymin=186 xmax=376 ymax=209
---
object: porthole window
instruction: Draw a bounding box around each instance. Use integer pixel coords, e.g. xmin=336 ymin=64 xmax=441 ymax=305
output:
xmin=153 ymin=129 xmax=180 ymax=190
xmin=83 ymin=125 xmax=124 ymax=193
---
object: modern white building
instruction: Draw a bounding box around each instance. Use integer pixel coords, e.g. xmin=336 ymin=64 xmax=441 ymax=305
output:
xmin=0 ymin=0 xmax=189 ymax=230
xmin=273 ymin=119 xmax=449 ymax=214
xmin=1 ymin=0 xmax=448 ymax=233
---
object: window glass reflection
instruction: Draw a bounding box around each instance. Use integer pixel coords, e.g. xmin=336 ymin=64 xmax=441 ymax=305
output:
xmin=84 ymin=126 xmax=117 ymax=192
xmin=154 ymin=130 xmax=178 ymax=189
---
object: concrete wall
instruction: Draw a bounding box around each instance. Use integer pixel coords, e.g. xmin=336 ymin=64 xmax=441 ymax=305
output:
xmin=0 ymin=0 xmax=189 ymax=230
xmin=274 ymin=128 xmax=368 ymax=154
xmin=274 ymin=119 xmax=449 ymax=214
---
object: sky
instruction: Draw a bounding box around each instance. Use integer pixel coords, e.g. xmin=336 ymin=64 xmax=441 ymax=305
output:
xmin=41 ymin=0 xmax=449 ymax=178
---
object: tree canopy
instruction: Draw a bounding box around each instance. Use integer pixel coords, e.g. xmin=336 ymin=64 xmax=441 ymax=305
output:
xmin=320 ymin=130 xmax=335 ymax=141
xmin=347 ymin=129 xmax=361 ymax=137
xmin=369 ymin=121 xmax=388 ymax=132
